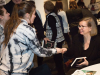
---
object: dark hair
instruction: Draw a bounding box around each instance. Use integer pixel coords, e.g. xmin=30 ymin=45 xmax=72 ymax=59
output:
xmin=77 ymin=2 xmax=87 ymax=9
xmin=3 ymin=1 xmax=36 ymax=46
xmin=90 ymin=0 xmax=96 ymax=4
xmin=44 ymin=1 xmax=54 ymax=12
xmin=77 ymin=0 xmax=83 ymax=3
xmin=26 ymin=0 xmax=36 ymax=8
xmin=54 ymin=1 xmax=63 ymax=14
xmin=0 ymin=6 xmax=4 ymax=21
xmin=0 ymin=6 xmax=4 ymax=16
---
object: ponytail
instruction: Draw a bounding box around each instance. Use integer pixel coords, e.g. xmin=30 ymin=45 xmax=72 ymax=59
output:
xmin=3 ymin=4 xmax=21 ymax=46
xmin=3 ymin=2 xmax=35 ymax=46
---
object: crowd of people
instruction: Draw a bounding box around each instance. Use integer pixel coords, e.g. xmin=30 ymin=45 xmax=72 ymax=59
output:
xmin=0 ymin=0 xmax=100 ymax=75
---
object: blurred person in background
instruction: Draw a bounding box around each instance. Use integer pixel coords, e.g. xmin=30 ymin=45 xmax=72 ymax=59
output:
xmin=88 ymin=0 xmax=100 ymax=18
xmin=54 ymin=1 xmax=71 ymax=48
xmin=44 ymin=1 xmax=66 ymax=75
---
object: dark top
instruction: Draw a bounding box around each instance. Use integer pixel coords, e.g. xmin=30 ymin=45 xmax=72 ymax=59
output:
xmin=4 ymin=0 xmax=45 ymax=41
xmin=64 ymin=34 xmax=100 ymax=66
xmin=66 ymin=8 xmax=83 ymax=28
xmin=44 ymin=13 xmax=57 ymax=41
xmin=66 ymin=8 xmax=97 ymax=28
xmin=33 ymin=12 xmax=45 ymax=40
xmin=81 ymin=8 xmax=97 ymax=25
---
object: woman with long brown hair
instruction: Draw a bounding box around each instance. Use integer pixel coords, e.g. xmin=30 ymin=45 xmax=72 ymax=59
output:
xmin=0 ymin=1 xmax=67 ymax=75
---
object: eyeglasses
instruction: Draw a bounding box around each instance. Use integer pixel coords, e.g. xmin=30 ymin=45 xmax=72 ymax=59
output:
xmin=78 ymin=25 xmax=88 ymax=28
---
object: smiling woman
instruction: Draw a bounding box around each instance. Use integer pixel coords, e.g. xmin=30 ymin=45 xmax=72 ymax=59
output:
xmin=79 ymin=17 xmax=97 ymax=36
xmin=63 ymin=17 xmax=100 ymax=74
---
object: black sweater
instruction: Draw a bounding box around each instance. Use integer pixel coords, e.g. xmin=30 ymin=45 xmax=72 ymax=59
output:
xmin=64 ymin=34 xmax=100 ymax=66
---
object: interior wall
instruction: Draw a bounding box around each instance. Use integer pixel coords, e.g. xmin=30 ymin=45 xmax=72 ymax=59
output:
xmin=5 ymin=0 xmax=100 ymax=25
xmin=34 ymin=0 xmax=46 ymax=25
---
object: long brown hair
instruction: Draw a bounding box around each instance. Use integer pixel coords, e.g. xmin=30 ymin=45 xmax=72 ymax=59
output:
xmin=3 ymin=1 xmax=35 ymax=46
xmin=54 ymin=1 xmax=63 ymax=14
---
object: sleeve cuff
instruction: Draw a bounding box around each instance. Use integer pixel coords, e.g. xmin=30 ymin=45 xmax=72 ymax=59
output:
xmin=52 ymin=48 xmax=57 ymax=54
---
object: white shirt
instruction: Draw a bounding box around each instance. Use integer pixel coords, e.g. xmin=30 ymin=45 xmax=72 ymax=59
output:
xmin=58 ymin=11 xmax=70 ymax=33
xmin=88 ymin=3 xmax=100 ymax=15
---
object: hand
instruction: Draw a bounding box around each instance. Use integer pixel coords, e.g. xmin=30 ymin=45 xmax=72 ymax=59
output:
xmin=44 ymin=38 xmax=50 ymax=44
xmin=56 ymin=48 xmax=62 ymax=54
xmin=56 ymin=48 xmax=67 ymax=54
xmin=76 ymin=58 xmax=89 ymax=67
xmin=62 ymin=48 xmax=67 ymax=54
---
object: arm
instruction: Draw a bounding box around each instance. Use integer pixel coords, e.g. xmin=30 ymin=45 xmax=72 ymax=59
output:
xmin=25 ymin=26 xmax=65 ymax=57
xmin=48 ymin=15 xmax=57 ymax=41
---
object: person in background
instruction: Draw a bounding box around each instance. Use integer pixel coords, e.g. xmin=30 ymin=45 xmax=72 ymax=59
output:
xmin=64 ymin=17 xmax=100 ymax=74
xmin=4 ymin=0 xmax=22 ymax=15
xmin=44 ymin=1 xmax=65 ymax=75
xmin=0 ymin=5 xmax=10 ymax=54
xmin=77 ymin=1 xmax=97 ymax=26
xmin=66 ymin=1 xmax=83 ymax=40
xmin=88 ymin=0 xmax=100 ymax=18
xmin=54 ymin=1 xmax=71 ymax=48
xmin=0 ymin=2 xmax=67 ymax=75
xmin=77 ymin=0 xmax=85 ymax=8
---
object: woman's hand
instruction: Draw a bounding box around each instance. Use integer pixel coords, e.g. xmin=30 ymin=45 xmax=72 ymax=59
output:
xmin=62 ymin=48 xmax=67 ymax=54
xmin=76 ymin=58 xmax=89 ymax=67
xmin=56 ymin=48 xmax=67 ymax=54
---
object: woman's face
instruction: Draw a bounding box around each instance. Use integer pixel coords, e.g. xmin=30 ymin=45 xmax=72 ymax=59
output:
xmin=1 ymin=8 xmax=10 ymax=23
xmin=78 ymin=21 xmax=91 ymax=35
xmin=30 ymin=9 xmax=36 ymax=24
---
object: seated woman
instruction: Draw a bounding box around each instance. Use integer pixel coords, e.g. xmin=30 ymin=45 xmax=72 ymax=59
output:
xmin=64 ymin=17 xmax=100 ymax=74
